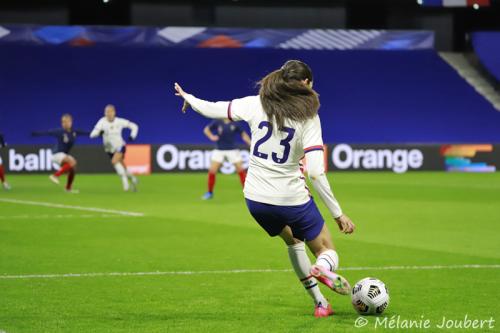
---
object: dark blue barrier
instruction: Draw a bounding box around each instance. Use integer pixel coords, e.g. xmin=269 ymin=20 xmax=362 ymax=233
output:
xmin=472 ymin=32 xmax=500 ymax=83
xmin=1 ymin=44 xmax=500 ymax=144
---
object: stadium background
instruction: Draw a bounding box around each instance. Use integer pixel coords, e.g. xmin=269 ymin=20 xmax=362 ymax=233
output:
xmin=1 ymin=0 xmax=499 ymax=174
xmin=1 ymin=2 xmax=500 ymax=333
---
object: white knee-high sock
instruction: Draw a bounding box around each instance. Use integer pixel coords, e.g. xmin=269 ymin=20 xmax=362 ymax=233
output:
xmin=124 ymin=167 xmax=135 ymax=179
xmin=114 ymin=163 xmax=129 ymax=190
xmin=288 ymin=243 xmax=328 ymax=306
xmin=315 ymin=249 xmax=339 ymax=272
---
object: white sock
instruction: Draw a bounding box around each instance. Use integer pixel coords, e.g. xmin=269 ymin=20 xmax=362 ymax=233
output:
xmin=114 ymin=163 xmax=129 ymax=190
xmin=288 ymin=242 xmax=328 ymax=306
xmin=316 ymin=249 xmax=339 ymax=272
xmin=127 ymin=171 xmax=135 ymax=179
xmin=126 ymin=169 xmax=137 ymax=182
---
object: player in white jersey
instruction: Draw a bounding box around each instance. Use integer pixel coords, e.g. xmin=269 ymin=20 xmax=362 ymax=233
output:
xmin=174 ymin=60 xmax=356 ymax=318
xmin=90 ymin=104 xmax=139 ymax=191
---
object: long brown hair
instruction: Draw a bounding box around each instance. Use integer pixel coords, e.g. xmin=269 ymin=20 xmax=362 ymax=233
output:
xmin=259 ymin=60 xmax=320 ymax=130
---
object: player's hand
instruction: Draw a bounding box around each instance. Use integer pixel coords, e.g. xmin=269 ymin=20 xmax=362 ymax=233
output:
xmin=174 ymin=82 xmax=186 ymax=97
xmin=209 ymin=135 xmax=219 ymax=142
xmin=174 ymin=82 xmax=191 ymax=114
xmin=335 ymin=214 xmax=355 ymax=234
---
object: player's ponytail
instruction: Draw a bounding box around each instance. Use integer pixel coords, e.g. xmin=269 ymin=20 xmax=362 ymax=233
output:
xmin=259 ymin=60 xmax=320 ymax=130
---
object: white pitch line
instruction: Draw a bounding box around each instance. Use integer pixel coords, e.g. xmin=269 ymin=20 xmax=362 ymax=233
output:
xmin=0 ymin=198 xmax=144 ymax=217
xmin=0 ymin=214 xmax=134 ymax=220
xmin=0 ymin=264 xmax=498 ymax=280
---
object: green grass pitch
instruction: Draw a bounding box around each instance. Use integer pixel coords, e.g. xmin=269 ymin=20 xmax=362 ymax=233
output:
xmin=0 ymin=172 xmax=499 ymax=333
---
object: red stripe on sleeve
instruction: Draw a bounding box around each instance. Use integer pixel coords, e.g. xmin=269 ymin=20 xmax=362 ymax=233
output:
xmin=304 ymin=145 xmax=324 ymax=153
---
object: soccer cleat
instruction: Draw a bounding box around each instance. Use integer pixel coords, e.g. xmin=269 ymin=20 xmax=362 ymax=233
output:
xmin=2 ymin=182 xmax=11 ymax=190
xmin=314 ymin=302 xmax=334 ymax=318
xmin=311 ymin=265 xmax=351 ymax=296
xmin=65 ymin=189 xmax=80 ymax=194
xmin=201 ymin=192 xmax=214 ymax=200
xmin=129 ymin=175 xmax=138 ymax=192
xmin=49 ymin=175 xmax=60 ymax=185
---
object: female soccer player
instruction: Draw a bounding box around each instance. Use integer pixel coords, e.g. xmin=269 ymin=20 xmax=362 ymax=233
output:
xmin=32 ymin=114 xmax=88 ymax=193
xmin=202 ymin=119 xmax=251 ymax=200
xmin=0 ymin=132 xmax=11 ymax=190
xmin=174 ymin=60 xmax=355 ymax=318
xmin=90 ymin=104 xmax=139 ymax=192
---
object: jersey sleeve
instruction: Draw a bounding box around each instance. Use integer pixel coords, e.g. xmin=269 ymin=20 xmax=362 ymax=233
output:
xmin=184 ymin=94 xmax=230 ymax=120
xmin=302 ymin=115 xmax=324 ymax=154
xmin=90 ymin=119 xmax=104 ymax=138
xmin=32 ymin=128 xmax=60 ymax=137
xmin=75 ymin=129 xmax=91 ymax=136
xmin=228 ymin=96 xmax=257 ymax=123
xmin=121 ymin=118 xmax=139 ymax=139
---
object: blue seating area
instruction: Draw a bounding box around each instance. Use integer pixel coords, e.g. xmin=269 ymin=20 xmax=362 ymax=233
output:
xmin=472 ymin=31 xmax=500 ymax=83
xmin=1 ymin=38 xmax=500 ymax=144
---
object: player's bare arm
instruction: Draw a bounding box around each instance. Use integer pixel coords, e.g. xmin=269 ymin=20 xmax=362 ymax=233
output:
xmin=203 ymin=126 xmax=219 ymax=142
xmin=241 ymin=132 xmax=251 ymax=146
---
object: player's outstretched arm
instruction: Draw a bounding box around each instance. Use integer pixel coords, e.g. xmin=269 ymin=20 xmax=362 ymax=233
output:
xmin=306 ymin=151 xmax=355 ymax=234
xmin=174 ymin=83 xmax=229 ymax=119
xmin=89 ymin=120 xmax=103 ymax=138
xmin=76 ymin=130 xmax=91 ymax=136
xmin=126 ymin=121 xmax=139 ymax=140
xmin=32 ymin=129 xmax=58 ymax=137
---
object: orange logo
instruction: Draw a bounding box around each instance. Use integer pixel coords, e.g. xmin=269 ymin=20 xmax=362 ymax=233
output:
xmin=124 ymin=144 xmax=151 ymax=175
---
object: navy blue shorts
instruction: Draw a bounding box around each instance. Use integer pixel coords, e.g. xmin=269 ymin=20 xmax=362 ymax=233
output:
xmin=107 ymin=146 xmax=126 ymax=159
xmin=245 ymin=198 xmax=325 ymax=241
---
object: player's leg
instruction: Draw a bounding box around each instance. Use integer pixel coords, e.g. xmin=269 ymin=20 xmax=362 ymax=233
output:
xmin=231 ymin=150 xmax=246 ymax=187
xmin=118 ymin=147 xmax=138 ymax=192
xmin=306 ymin=223 xmax=350 ymax=295
xmin=0 ymin=157 xmax=10 ymax=190
xmin=61 ymin=155 xmax=78 ymax=193
xmin=245 ymin=198 xmax=332 ymax=317
xmin=111 ymin=152 xmax=129 ymax=191
xmin=50 ymin=153 xmax=72 ymax=185
xmin=279 ymin=226 xmax=332 ymax=317
xmin=203 ymin=150 xmax=222 ymax=200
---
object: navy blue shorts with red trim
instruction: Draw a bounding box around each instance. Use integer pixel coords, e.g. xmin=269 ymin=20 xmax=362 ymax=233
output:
xmin=245 ymin=198 xmax=325 ymax=241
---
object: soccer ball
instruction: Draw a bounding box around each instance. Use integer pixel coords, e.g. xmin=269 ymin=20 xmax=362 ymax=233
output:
xmin=351 ymin=277 xmax=389 ymax=315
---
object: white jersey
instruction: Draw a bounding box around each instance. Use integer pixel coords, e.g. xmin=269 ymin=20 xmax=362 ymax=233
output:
xmin=228 ymin=95 xmax=323 ymax=206
xmin=90 ymin=117 xmax=139 ymax=153
xmin=184 ymin=93 xmax=342 ymax=217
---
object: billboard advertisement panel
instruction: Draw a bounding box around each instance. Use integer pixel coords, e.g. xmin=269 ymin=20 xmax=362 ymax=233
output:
xmin=1 ymin=144 xmax=498 ymax=174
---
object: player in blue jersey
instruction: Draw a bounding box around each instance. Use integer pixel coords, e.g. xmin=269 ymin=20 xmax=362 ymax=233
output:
xmin=33 ymin=114 xmax=89 ymax=193
xmin=174 ymin=60 xmax=355 ymax=317
xmin=0 ymin=132 xmax=11 ymax=190
xmin=202 ymin=119 xmax=251 ymax=200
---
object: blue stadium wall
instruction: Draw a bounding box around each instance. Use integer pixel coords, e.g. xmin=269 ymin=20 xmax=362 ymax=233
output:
xmin=1 ymin=43 xmax=500 ymax=145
